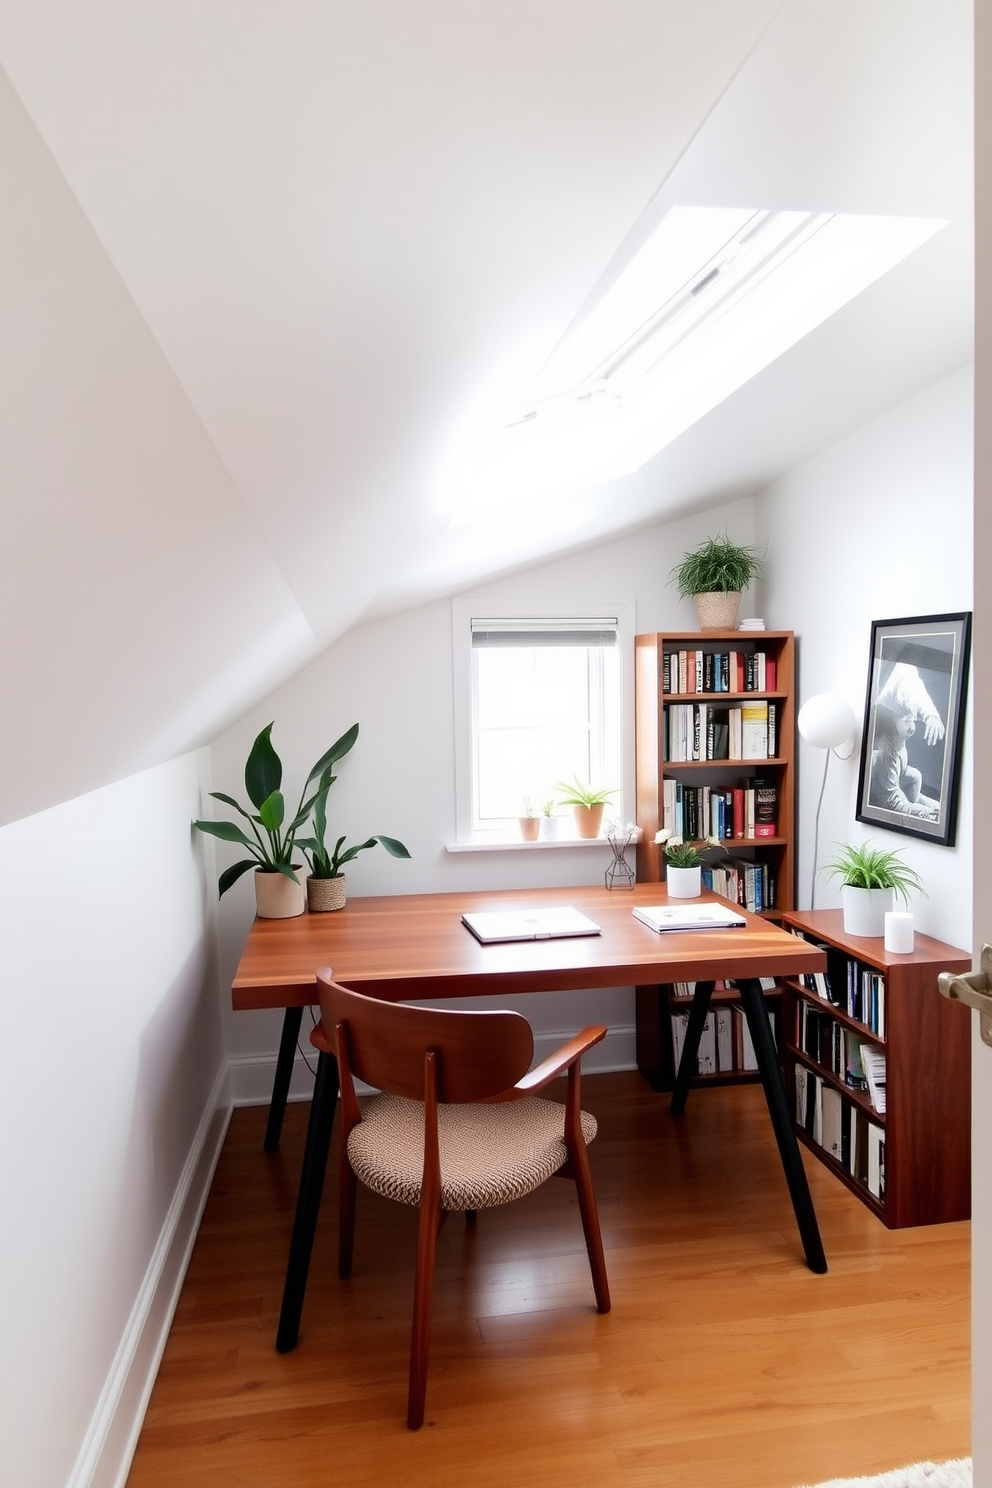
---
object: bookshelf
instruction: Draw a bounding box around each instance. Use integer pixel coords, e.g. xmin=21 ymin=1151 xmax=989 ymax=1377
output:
xmin=633 ymin=628 xmax=795 ymax=1091
xmin=780 ymin=909 xmax=971 ymax=1227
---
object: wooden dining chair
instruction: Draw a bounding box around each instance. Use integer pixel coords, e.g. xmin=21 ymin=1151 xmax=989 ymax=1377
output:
xmin=311 ymin=968 xmax=611 ymax=1429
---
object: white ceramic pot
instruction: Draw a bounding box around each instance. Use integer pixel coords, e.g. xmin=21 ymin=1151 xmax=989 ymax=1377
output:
xmin=254 ymin=868 xmax=306 ymax=919
xmin=539 ymin=816 xmax=558 ymax=841
xmin=307 ymin=873 xmax=347 ymax=912
xmin=666 ymin=865 xmax=702 ymax=899
xmin=841 ymin=884 xmax=894 ymax=938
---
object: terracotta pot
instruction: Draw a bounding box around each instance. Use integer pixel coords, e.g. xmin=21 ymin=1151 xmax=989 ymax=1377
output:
xmin=518 ymin=817 xmax=540 ymax=841
xmin=307 ymin=874 xmax=347 ymax=912
xmin=693 ymin=590 xmax=741 ymax=632
xmin=254 ymin=868 xmax=306 ymax=919
xmin=841 ymin=884 xmax=893 ymax=938
xmin=573 ymin=802 xmax=605 ymax=839
xmin=666 ymin=865 xmax=702 ymax=898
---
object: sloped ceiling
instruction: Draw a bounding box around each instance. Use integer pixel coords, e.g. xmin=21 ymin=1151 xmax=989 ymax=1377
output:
xmin=0 ymin=0 xmax=972 ymax=823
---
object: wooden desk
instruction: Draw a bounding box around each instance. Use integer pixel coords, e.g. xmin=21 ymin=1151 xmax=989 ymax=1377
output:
xmin=231 ymin=883 xmax=828 ymax=1349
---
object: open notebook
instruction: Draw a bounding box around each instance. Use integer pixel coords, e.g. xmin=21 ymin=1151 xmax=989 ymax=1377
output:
xmin=632 ymin=902 xmax=746 ymax=933
xmin=461 ymin=906 xmax=602 ymax=945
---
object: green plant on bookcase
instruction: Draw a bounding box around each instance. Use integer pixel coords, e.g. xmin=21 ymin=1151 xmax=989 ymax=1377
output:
xmin=822 ymin=840 xmax=925 ymax=938
xmin=670 ymin=532 xmax=765 ymax=631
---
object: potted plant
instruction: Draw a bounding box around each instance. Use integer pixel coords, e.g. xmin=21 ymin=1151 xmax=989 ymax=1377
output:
xmin=539 ymin=798 xmax=558 ymax=841
xmin=193 ymin=722 xmax=359 ymax=918
xmin=822 ymin=841 xmax=925 ymax=937
xmin=298 ymin=776 xmax=410 ymax=910
xmin=555 ymin=777 xmax=617 ymax=839
xmin=654 ymin=829 xmax=726 ymax=898
xmin=670 ymin=532 xmax=765 ymax=632
xmin=518 ymin=798 xmax=540 ymax=842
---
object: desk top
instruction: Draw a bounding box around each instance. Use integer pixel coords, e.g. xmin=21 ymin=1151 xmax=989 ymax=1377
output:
xmin=231 ymin=883 xmax=825 ymax=1010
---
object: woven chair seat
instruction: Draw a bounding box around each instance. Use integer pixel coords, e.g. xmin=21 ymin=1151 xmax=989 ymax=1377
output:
xmin=348 ymin=1093 xmax=598 ymax=1211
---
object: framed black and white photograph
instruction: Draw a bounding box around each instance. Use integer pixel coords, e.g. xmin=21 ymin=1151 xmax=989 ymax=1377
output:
xmin=856 ymin=612 xmax=971 ymax=845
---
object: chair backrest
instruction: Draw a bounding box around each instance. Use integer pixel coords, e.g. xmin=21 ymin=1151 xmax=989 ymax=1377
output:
xmin=316 ymin=970 xmax=534 ymax=1103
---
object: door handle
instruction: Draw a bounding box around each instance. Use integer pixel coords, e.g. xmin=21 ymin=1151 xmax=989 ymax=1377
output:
xmin=939 ymin=944 xmax=992 ymax=1046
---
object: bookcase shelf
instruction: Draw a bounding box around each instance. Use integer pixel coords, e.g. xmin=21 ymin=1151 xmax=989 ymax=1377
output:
xmin=633 ymin=629 xmax=796 ymax=1091
xmin=780 ymin=909 xmax=971 ymax=1228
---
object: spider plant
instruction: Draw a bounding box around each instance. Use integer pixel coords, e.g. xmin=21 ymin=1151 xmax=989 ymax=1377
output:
xmin=821 ymin=841 xmax=925 ymax=904
xmin=670 ymin=533 xmax=765 ymax=597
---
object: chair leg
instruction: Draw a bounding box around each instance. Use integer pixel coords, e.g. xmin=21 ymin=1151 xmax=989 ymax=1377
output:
xmin=407 ymin=1197 xmax=442 ymax=1430
xmin=570 ymin=1141 xmax=611 ymax=1314
xmin=339 ymin=1162 xmax=358 ymax=1280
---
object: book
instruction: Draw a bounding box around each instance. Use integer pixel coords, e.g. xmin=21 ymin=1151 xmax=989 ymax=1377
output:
xmin=740 ymin=700 xmax=769 ymax=759
xmin=632 ymin=902 xmax=747 ymax=933
xmin=820 ymin=1086 xmax=844 ymax=1162
xmin=860 ymin=1042 xmax=887 ymax=1113
xmin=715 ymin=1006 xmax=733 ymax=1071
xmin=867 ymin=1123 xmax=886 ymax=1199
xmin=753 ymin=777 xmax=777 ymax=837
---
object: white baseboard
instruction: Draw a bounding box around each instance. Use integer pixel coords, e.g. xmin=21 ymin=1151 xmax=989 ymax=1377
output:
xmin=71 ymin=1066 xmax=233 ymax=1488
xmin=228 ymin=1022 xmax=638 ymax=1108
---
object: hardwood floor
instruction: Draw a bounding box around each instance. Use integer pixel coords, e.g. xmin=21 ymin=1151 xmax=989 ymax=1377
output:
xmin=126 ymin=1073 xmax=970 ymax=1488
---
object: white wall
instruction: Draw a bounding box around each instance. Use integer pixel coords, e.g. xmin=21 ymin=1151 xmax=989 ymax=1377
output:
xmin=209 ymin=496 xmax=761 ymax=1092
xmin=0 ymin=62 xmax=315 ymax=829
xmin=0 ymin=751 xmax=228 ymax=1488
xmin=755 ymin=365 xmax=974 ymax=952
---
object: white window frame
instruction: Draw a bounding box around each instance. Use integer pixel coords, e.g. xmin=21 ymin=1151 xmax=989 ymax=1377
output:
xmin=450 ymin=597 xmax=635 ymax=849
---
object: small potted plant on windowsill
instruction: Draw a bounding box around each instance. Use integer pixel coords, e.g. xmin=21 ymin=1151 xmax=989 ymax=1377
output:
xmin=654 ymin=830 xmax=727 ymax=898
xmin=192 ymin=722 xmax=359 ymax=918
xmin=555 ymin=777 xmax=617 ymax=839
xmin=518 ymin=798 xmax=540 ymax=842
xmin=670 ymin=532 xmax=765 ymax=632
xmin=822 ymin=841 xmax=925 ymax=938
xmin=539 ymin=799 xmax=558 ymax=841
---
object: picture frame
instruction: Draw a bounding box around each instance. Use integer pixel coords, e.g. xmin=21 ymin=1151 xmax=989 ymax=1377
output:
xmin=855 ymin=612 xmax=971 ymax=846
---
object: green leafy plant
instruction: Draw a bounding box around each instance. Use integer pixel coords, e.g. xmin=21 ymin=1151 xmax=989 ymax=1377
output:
xmin=298 ymin=769 xmax=410 ymax=880
xmin=193 ymin=722 xmax=359 ymax=896
xmin=821 ymin=841 xmax=925 ymax=904
xmin=555 ymin=776 xmax=617 ymax=808
xmin=670 ymin=532 xmax=765 ymax=598
xmin=654 ymin=829 xmax=727 ymax=869
xmin=541 ymin=799 xmax=556 ymax=817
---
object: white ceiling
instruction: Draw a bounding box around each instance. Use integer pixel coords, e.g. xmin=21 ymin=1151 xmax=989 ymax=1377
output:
xmin=0 ymin=0 xmax=973 ymax=635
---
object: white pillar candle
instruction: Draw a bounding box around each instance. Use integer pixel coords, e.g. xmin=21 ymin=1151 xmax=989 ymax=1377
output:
xmin=884 ymin=910 xmax=914 ymax=954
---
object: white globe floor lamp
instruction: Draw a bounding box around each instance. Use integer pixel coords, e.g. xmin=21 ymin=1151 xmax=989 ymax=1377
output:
xmin=797 ymin=692 xmax=858 ymax=909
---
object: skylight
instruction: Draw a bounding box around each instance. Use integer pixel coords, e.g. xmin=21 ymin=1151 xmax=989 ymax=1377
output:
xmin=450 ymin=206 xmax=947 ymax=526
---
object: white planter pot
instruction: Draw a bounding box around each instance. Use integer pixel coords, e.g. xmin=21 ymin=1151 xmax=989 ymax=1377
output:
xmin=254 ymin=868 xmax=306 ymax=919
xmin=666 ymin=865 xmax=702 ymax=899
xmin=539 ymin=816 xmax=558 ymax=840
xmin=841 ymin=884 xmax=894 ymax=938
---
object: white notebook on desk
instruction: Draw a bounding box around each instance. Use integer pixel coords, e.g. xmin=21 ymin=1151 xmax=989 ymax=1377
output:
xmin=461 ymin=906 xmax=602 ymax=944
xmin=632 ymin=902 xmax=746 ymax=933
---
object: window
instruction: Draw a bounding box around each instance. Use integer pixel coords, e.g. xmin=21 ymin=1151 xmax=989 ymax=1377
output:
xmin=452 ymin=602 xmax=634 ymax=845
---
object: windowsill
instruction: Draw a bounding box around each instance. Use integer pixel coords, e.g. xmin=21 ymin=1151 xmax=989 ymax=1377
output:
xmin=446 ymin=837 xmax=631 ymax=854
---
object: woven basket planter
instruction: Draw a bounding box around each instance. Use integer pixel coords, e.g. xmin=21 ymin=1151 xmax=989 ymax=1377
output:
xmin=693 ymin=590 xmax=741 ymax=632
xmin=307 ymin=874 xmax=347 ymax=912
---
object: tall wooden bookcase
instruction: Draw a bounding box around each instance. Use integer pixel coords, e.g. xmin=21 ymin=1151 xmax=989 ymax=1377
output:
xmin=633 ymin=629 xmax=796 ymax=1091
xmin=780 ymin=909 xmax=970 ymax=1227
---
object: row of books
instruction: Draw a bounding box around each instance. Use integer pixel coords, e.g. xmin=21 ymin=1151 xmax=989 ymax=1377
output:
xmin=795 ymin=1066 xmax=885 ymax=1199
xmin=701 ymin=858 xmax=776 ymax=913
xmin=789 ymin=930 xmax=887 ymax=1037
xmin=671 ymin=996 xmax=777 ymax=1076
xmin=662 ymin=649 xmax=778 ymax=695
xmin=664 ymin=700 xmax=777 ymax=761
xmin=794 ymin=1005 xmax=886 ymax=1114
xmin=661 ymin=779 xmax=778 ymax=841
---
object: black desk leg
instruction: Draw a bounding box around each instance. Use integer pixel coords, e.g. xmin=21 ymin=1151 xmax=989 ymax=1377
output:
xmin=669 ymin=981 xmax=715 ymax=1116
xmin=264 ymin=1007 xmax=304 ymax=1153
xmin=275 ymin=1049 xmax=339 ymax=1352
xmin=736 ymin=977 xmax=827 ymax=1275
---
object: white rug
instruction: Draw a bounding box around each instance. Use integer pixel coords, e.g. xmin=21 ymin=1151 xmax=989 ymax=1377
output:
xmin=797 ymin=1461 xmax=971 ymax=1488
